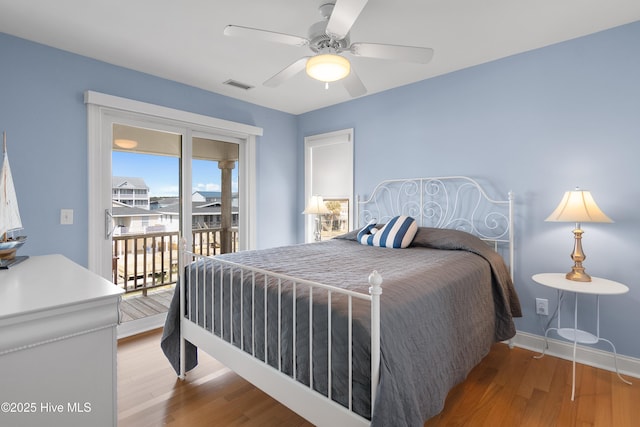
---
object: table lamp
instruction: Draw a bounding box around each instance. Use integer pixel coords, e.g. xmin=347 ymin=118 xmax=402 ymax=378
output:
xmin=545 ymin=188 xmax=613 ymax=282
xmin=303 ymin=195 xmax=330 ymax=242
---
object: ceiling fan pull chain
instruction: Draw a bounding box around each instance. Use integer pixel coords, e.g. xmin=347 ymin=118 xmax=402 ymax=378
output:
xmin=325 ymin=82 xmax=329 ymax=90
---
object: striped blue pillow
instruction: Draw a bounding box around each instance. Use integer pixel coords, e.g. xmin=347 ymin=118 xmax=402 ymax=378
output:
xmin=357 ymin=216 xmax=418 ymax=248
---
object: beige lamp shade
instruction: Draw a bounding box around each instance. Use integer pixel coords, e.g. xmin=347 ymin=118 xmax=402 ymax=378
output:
xmin=306 ymin=54 xmax=351 ymax=83
xmin=303 ymin=195 xmax=330 ymax=215
xmin=545 ymin=189 xmax=613 ymax=223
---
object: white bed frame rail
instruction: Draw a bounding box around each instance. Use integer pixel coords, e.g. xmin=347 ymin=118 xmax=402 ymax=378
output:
xmin=179 ymin=246 xmax=382 ymax=427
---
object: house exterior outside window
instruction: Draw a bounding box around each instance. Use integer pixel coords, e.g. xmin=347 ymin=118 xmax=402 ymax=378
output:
xmin=112 ymin=176 xmax=150 ymax=210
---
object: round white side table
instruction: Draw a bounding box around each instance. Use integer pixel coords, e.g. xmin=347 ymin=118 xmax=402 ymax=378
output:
xmin=532 ymin=273 xmax=632 ymax=401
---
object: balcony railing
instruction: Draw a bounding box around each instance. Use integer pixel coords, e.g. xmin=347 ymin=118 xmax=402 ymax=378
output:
xmin=112 ymin=227 xmax=238 ymax=294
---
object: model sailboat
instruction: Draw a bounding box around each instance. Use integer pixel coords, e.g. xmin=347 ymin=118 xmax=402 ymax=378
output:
xmin=0 ymin=131 xmax=27 ymax=262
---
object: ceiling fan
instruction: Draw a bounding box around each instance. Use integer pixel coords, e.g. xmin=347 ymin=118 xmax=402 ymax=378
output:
xmin=223 ymin=0 xmax=434 ymax=97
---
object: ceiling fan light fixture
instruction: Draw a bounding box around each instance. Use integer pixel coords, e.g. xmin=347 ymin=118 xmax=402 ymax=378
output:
xmin=306 ymin=54 xmax=350 ymax=82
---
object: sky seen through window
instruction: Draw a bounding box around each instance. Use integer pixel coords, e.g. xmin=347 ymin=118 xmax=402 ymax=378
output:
xmin=112 ymin=151 xmax=238 ymax=197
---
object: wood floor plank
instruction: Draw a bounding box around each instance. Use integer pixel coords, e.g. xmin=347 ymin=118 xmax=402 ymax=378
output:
xmin=119 ymin=330 xmax=638 ymax=426
xmin=593 ymin=369 xmax=613 ymax=427
xmin=537 ymin=357 xmax=569 ymax=426
xmin=576 ymin=364 xmax=598 ymax=425
xmin=611 ymin=372 xmax=636 ymax=427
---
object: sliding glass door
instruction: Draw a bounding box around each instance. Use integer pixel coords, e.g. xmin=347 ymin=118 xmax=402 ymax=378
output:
xmin=86 ymin=91 xmax=262 ymax=334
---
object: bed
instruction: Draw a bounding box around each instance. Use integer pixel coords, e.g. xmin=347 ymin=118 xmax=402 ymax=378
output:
xmin=161 ymin=176 xmax=522 ymax=426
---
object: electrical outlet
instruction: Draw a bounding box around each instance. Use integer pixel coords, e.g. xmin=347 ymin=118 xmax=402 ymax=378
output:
xmin=60 ymin=209 xmax=74 ymax=225
xmin=536 ymin=298 xmax=549 ymax=316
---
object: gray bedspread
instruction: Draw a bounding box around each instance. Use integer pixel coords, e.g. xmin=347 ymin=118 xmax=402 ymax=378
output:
xmin=161 ymin=227 xmax=521 ymax=426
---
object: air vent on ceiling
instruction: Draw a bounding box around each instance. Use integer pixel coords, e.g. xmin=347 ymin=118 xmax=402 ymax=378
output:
xmin=223 ymin=79 xmax=254 ymax=90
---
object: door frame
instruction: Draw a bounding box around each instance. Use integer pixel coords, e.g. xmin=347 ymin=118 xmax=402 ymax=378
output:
xmin=85 ymin=91 xmax=262 ymax=279
xmin=303 ymin=129 xmax=354 ymax=242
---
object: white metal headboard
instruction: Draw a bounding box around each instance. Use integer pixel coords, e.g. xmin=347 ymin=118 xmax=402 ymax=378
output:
xmin=356 ymin=176 xmax=514 ymax=278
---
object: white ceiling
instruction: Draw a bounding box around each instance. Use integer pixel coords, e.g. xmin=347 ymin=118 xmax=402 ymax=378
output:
xmin=1 ymin=0 xmax=639 ymax=115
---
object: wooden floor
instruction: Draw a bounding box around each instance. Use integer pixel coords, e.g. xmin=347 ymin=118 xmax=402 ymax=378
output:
xmin=120 ymin=287 xmax=174 ymax=322
xmin=118 ymin=329 xmax=638 ymax=426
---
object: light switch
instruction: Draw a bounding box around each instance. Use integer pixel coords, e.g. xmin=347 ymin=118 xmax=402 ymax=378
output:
xmin=60 ymin=209 xmax=74 ymax=225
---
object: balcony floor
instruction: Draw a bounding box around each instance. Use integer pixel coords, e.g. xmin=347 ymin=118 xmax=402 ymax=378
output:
xmin=120 ymin=286 xmax=174 ymax=322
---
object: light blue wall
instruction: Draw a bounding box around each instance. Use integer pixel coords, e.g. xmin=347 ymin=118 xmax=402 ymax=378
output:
xmin=2 ymin=20 xmax=639 ymax=360
xmin=298 ymin=22 xmax=640 ymax=359
xmin=0 ymin=33 xmax=298 ymax=265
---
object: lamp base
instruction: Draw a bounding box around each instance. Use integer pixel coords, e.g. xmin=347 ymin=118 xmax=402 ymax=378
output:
xmin=314 ymin=215 xmax=322 ymax=242
xmin=566 ymin=267 xmax=592 ymax=282
xmin=565 ymin=224 xmax=592 ymax=282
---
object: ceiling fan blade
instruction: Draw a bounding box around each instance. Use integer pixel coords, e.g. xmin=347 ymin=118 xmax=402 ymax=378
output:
xmin=224 ymin=25 xmax=309 ymax=47
xmin=264 ymin=57 xmax=310 ymax=87
xmin=325 ymin=0 xmax=369 ymax=40
xmin=350 ymin=42 xmax=434 ymax=64
xmin=343 ymin=69 xmax=367 ymax=97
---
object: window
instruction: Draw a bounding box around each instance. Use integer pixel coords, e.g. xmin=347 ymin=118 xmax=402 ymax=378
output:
xmin=304 ymin=129 xmax=354 ymax=242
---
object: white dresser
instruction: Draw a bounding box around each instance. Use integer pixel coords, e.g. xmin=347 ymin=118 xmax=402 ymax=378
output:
xmin=0 ymin=255 xmax=123 ymax=427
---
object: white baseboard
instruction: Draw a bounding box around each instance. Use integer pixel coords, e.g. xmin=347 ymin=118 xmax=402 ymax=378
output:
xmin=117 ymin=312 xmax=166 ymax=339
xmin=512 ymin=331 xmax=640 ymax=380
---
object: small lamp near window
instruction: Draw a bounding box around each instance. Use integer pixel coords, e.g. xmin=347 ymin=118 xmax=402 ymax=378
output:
xmin=545 ymin=188 xmax=613 ymax=282
xmin=303 ymin=195 xmax=330 ymax=242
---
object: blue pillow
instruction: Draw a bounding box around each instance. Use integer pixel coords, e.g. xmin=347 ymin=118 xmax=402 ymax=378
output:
xmin=357 ymin=216 xmax=418 ymax=248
